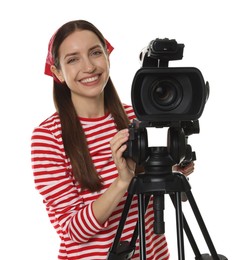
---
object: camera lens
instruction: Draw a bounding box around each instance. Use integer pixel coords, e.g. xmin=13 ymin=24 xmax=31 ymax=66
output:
xmin=151 ymin=78 xmax=183 ymax=111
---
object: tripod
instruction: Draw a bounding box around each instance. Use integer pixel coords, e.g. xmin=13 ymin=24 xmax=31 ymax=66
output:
xmin=107 ymin=147 xmax=227 ymax=260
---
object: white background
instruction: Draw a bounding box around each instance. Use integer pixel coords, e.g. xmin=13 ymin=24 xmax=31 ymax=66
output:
xmin=1 ymin=0 xmax=248 ymax=259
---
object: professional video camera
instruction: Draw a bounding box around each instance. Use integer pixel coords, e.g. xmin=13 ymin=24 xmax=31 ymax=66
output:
xmin=132 ymin=38 xmax=209 ymax=124
xmin=124 ymin=38 xmax=209 ymax=167
xmin=108 ymin=38 xmax=227 ymax=260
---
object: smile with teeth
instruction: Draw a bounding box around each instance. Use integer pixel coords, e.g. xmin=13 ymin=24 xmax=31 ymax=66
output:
xmin=81 ymin=75 xmax=99 ymax=83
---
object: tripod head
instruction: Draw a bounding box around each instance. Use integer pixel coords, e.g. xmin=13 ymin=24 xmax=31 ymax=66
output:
xmin=123 ymin=119 xmax=199 ymax=173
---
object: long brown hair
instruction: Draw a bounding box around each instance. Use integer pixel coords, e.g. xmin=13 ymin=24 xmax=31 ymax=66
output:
xmin=51 ymin=20 xmax=130 ymax=192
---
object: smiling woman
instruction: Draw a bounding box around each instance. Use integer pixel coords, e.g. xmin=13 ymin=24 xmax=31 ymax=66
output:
xmin=31 ymin=19 xmax=186 ymax=260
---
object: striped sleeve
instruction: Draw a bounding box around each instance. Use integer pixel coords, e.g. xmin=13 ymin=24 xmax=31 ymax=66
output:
xmin=31 ymin=126 xmax=108 ymax=243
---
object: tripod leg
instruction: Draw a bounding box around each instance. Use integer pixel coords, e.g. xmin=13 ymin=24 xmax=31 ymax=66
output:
xmin=108 ymin=177 xmax=152 ymax=260
xmin=182 ymin=213 xmax=202 ymax=258
xmin=130 ymin=195 xmax=151 ymax=246
xmin=175 ymin=192 xmax=186 ymax=260
xmin=186 ymin=190 xmax=221 ymax=260
xmin=171 ymin=193 xmax=203 ymax=259
xmin=138 ymin=193 xmax=147 ymax=260
xmin=170 ymin=175 xmax=228 ymax=260
xmin=108 ymin=193 xmax=134 ymax=259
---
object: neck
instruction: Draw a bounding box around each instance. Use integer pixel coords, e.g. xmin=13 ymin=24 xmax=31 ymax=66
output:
xmin=72 ymin=95 xmax=106 ymax=118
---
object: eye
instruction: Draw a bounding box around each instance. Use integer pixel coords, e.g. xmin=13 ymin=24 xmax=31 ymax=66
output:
xmin=91 ymin=48 xmax=103 ymax=57
xmin=67 ymin=57 xmax=79 ymax=64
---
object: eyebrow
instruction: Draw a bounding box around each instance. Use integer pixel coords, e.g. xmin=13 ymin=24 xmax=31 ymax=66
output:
xmin=63 ymin=44 xmax=102 ymax=60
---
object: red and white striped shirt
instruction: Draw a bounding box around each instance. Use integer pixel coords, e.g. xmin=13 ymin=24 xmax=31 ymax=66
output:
xmin=31 ymin=104 xmax=169 ymax=260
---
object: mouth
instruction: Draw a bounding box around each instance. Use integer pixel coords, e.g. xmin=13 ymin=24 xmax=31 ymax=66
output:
xmin=80 ymin=75 xmax=100 ymax=84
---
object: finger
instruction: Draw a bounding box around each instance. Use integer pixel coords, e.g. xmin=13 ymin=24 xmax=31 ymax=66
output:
xmin=110 ymin=129 xmax=128 ymax=146
xmin=126 ymin=158 xmax=136 ymax=172
xmin=116 ymin=143 xmax=127 ymax=158
xmin=182 ymin=166 xmax=194 ymax=176
xmin=110 ymin=130 xmax=129 ymax=153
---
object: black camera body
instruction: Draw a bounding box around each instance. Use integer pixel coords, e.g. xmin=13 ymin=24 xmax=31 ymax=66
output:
xmin=124 ymin=38 xmax=209 ymax=167
xmin=131 ymin=38 xmax=209 ymax=126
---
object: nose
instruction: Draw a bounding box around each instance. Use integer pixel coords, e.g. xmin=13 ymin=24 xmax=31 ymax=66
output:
xmin=82 ymin=57 xmax=96 ymax=73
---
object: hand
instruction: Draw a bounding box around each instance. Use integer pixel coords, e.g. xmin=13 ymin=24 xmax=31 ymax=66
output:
xmin=173 ymin=161 xmax=195 ymax=177
xmin=110 ymin=129 xmax=135 ymax=185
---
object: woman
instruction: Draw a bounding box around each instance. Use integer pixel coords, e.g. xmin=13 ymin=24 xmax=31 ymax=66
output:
xmin=31 ymin=19 xmax=194 ymax=259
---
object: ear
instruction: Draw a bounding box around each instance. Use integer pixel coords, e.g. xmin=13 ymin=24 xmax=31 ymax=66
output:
xmin=50 ymin=65 xmax=65 ymax=83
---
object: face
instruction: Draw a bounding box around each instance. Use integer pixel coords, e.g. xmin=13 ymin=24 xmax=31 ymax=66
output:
xmin=52 ymin=30 xmax=110 ymax=103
